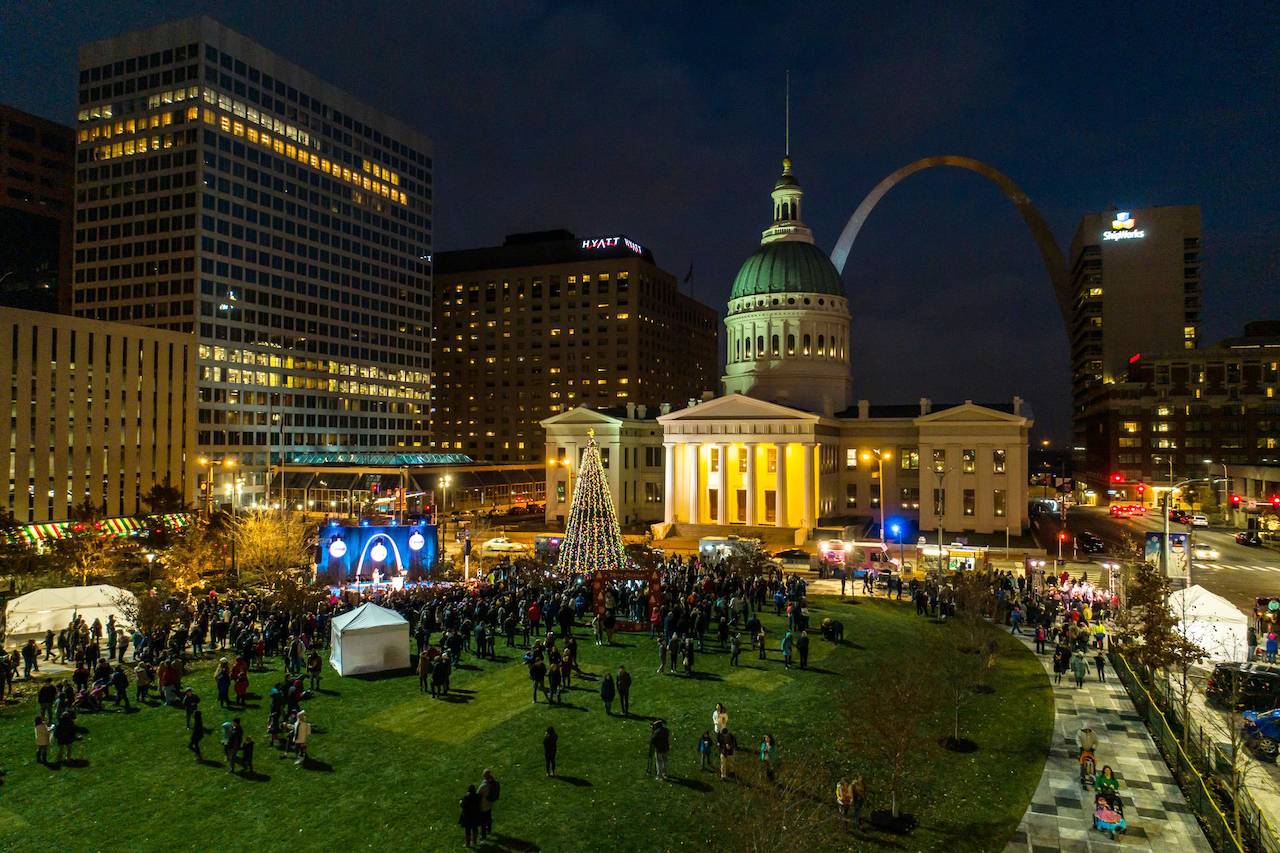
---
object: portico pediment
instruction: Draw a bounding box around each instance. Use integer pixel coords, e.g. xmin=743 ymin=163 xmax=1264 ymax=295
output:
xmin=657 ymin=393 xmax=823 ymax=424
xmin=539 ymin=406 xmax=623 ymax=429
xmin=915 ymin=402 xmax=1028 ymax=426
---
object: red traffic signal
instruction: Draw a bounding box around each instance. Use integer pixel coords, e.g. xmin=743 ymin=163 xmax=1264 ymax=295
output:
xmin=1112 ymin=474 xmax=1123 ymax=483
xmin=1272 ymin=495 xmax=1280 ymax=507
xmin=1059 ymin=531 xmax=1068 ymax=541
xmin=1231 ymin=494 xmax=1242 ymax=506
xmin=1136 ymin=483 xmax=1146 ymax=495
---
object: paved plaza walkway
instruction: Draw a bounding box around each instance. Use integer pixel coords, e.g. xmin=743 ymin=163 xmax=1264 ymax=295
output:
xmin=1002 ymin=632 xmax=1212 ymax=853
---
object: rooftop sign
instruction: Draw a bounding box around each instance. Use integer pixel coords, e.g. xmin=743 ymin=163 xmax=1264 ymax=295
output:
xmin=582 ymin=236 xmax=644 ymax=255
xmin=1103 ymin=211 xmax=1145 ymax=241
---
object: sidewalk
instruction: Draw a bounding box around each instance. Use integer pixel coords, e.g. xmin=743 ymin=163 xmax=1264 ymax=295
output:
xmin=1003 ymin=633 xmax=1212 ymax=853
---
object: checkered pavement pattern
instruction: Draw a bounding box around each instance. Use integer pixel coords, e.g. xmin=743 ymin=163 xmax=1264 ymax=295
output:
xmin=1002 ymin=634 xmax=1213 ymax=853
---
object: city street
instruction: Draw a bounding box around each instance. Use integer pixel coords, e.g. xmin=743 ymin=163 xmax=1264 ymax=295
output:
xmin=1051 ymin=506 xmax=1280 ymax=614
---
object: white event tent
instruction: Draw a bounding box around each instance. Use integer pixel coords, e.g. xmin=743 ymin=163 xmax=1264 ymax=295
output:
xmin=329 ymin=603 xmax=410 ymax=676
xmin=4 ymin=585 xmax=136 ymax=650
xmin=1168 ymin=584 xmax=1249 ymax=663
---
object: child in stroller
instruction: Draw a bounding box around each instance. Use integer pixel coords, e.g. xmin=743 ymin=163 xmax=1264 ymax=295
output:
xmin=1079 ymin=748 xmax=1096 ymax=788
xmin=1094 ymin=792 xmax=1125 ymax=838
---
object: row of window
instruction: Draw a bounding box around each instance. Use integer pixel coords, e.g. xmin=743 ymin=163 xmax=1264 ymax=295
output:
xmin=842 ymin=448 xmax=1006 ymax=474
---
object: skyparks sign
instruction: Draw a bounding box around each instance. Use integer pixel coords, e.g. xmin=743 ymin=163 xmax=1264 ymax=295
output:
xmin=1103 ymin=211 xmax=1145 ymax=241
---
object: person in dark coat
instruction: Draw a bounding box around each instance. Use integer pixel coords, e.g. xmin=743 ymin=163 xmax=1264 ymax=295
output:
xmin=459 ymin=784 xmax=482 ymax=848
xmin=188 ymin=709 xmax=206 ymax=760
xmin=796 ymin=631 xmax=810 ymax=669
xmin=599 ymin=673 xmax=615 ymax=715
xmin=543 ymin=726 xmax=558 ymax=776
xmin=616 ymin=665 xmax=632 ymax=715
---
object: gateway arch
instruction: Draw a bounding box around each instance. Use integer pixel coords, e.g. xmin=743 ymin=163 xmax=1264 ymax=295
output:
xmin=829 ymin=156 xmax=1070 ymax=323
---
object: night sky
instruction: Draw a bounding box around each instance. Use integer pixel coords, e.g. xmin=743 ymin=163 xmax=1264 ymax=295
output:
xmin=5 ymin=1 xmax=1277 ymax=441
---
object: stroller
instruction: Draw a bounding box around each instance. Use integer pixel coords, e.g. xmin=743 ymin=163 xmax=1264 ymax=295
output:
xmin=1094 ymin=793 xmax=1126 ymax=838
xmin=1079 ymin=749 xmax=1096 ymax=789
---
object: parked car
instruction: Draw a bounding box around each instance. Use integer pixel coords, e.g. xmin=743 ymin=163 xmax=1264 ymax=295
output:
xmin=482 ymin=536 xmax=528 ymax=555
xmin=770 ymin=548 xmax=812 ymax=570
xmin=1243 ymin=709 xmax=1280 ymax=760
xmin=1206 ymin=662 xmax=1280 ymax=712
xmin=1109 ymin=505 xmax=1131 ymax=517
xmin=1075 ymin=532 xmax=1106 ymax=554
xmin=1238 ymin=530 xmax=1265 ymax=547
xmin=1189 ymin=514 xmax=1210 ymax=528
xmin=1192 ymin=542 xmax=1220 ymax=561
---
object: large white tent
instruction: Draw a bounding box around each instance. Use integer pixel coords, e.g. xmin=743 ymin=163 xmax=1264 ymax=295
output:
xmin=4 ymin=585 xmax=136 ymax=650
xmin=1168 ymin=584 xmax=1249 ymax=662
xmin=329 ymin=603 xmax=409 ymax=676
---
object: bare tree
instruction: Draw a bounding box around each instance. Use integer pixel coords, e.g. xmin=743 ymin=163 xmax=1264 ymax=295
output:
xmin=1199 ymin=645 xmax=1268 ymax=843
xmin=108 ymin=589 xmax=175 ymax=637
xmin=730 ymin=744 xmax=837 ymax=853
xmin=845 ymin=652 xmax=937 ymax=824
xmin=935 ymin=623 xmax=982 ymax=750
xmin=1116 ymin=559 xmax=1206 ymax=679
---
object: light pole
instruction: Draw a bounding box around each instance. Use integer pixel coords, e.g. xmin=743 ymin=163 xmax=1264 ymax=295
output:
xmin=438 ymin=475 xmax=452 ymax=521
xmin=931 ymin=466 xmax=954 ymax=576
xmin=862 ymin=449 xmax=891 ymax=542
xmin=197 ymin=457 xmax=235 ymax=517
xmin=890 ymin=523 xmax=903 ymax=572
xmin=1205 ymin=459 xmax=1228 ymax=523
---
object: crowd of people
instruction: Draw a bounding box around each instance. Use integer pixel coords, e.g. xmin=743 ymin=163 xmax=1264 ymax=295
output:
xmin=7 ymin=549 xmax=1101 ymax=843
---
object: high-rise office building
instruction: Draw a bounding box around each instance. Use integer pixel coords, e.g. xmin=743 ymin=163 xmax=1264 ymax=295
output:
xmin=72 ymin=16 xmax=433 ymax=502
xmin=433 ymin=230 xmax=719 ymax=462
xmin=0 ymin=105 xmax=75 ymax=313
xmin=1069 ymin=205 xmax=1201 ymax=460
xmin=1 ymin=307 xmax=196 ymax=522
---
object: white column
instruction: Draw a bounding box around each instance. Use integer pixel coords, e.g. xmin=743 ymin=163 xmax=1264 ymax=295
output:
xmin=802 ymin=442 xmax=816 ymax=530
xmin=687 ymin=443 xmax=701 ymax=524
xmin=663 ymin=442 xmax=675 ymax=524
xmin=565 ymin=442 xmax=578 ymax=508
xmin=716 ymin=443 xmax=728 ymax=525
xmin=775 ymin=442 xmax=788 ymax=526
xmin=745 ymin=442 xmax=758 ymax=526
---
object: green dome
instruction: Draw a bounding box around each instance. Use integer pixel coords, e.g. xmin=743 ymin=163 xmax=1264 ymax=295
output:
xmin=729 ymin=240 xmax=846 ymax=300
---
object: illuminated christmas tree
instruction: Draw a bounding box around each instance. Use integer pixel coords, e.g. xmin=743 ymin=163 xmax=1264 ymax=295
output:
xmin=556 ymin=431 xmax=627 ymax=574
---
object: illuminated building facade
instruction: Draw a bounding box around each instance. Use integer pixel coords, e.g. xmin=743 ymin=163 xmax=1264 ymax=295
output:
xmin=72 ymin=16 xmax=433 ymax=502
xmin=1076 ymin=322 xmax=1280 ymax=504
xmin=1069 ymin=205 xmax=1202 ymax=458
xmin=1 ymin=306 xmax=196 ymax=522
xmin=433 ymin=230 xmax=718 ymax=463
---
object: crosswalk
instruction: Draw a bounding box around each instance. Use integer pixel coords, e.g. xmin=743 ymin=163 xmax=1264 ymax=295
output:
xmin=1194 ymin=562 xmax=1280 ymax=573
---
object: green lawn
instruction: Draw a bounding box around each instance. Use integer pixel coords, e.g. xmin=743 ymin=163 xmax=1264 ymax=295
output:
xmin=0 ymin=595 xmax=1052 ymax=852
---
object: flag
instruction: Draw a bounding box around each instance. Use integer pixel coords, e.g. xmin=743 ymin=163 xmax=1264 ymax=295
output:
xmin=683 ymin=262 xmax=693 ymax=284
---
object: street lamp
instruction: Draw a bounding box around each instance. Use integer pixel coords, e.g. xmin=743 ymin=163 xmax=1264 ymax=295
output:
xmin=439 ymin=474 xmax=452 ymax=519
xmin=197 ymin=457 xmax=235 ymax=517
xmin=930 ymin=466 xmax=954 ymax=576
xmin=1204 ymin=459 xmax=1228 ymax=521
xmin=862 ymin=449 xmax=891 ymax=542
xmin=890 ymin=522 xmax=903 ymax=571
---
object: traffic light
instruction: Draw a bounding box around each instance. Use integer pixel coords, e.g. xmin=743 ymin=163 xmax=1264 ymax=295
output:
xmin=1272 ymin=495 xmax=1280 ymax=508
xmin=1112 ymin=474 xmax=1123 ymax=483
xmin=1136 ymin=483 xmax=1146 ymax=495
xmin=1231 ymin=494 xmax=1242 ymax=507
xmin=1059 ymin=531 xmax=1068 ymax=541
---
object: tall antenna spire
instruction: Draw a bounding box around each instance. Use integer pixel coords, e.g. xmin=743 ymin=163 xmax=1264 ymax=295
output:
xmin=785 ymin=69 xmax=790 ymax=158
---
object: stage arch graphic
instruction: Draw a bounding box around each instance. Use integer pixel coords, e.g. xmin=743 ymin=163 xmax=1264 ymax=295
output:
xmin=356 ymin=532 xmax=405 ymax=578
xmin=829 ymin=156 xmax=1070 ymax=323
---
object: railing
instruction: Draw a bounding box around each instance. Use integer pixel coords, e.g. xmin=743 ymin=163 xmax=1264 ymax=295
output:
xmin=1110 ymin=650 xmax=1277 ymax=853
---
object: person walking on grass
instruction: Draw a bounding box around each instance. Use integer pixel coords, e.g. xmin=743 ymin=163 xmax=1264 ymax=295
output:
xmin=656 ymin=636 xmax=667 ymax=674
xmin=188 ymin=709 xmax=206 ymax=760
xmin=477 ymin=769 xmax=500 ymax=841
xmin=850 ymin=774 xmax=868 ymax=826
xmin=757 ymin=626 xmax=767 ymax=661
xmin=730 ymin=632 xmax=742 ymax=666
xmin=600 ymin=672 xmax=616 ymax=715
xmin=459 ymin=784 xmax=482 ymax=848
xmin=712 ymin=703 xmax=728 ymax=736
xmin=292 ymin=711 xmax=311 ymax=765
xmin=543 ymin=726 xmax=558 ymax=776
xmin=781 ymin=631 xmax=793 ymax=670
xmin=34 ymin=714 xmax=50 ymax=765
xmin=182 ymin=687 xmax=200 ymax=729
xmin=717 ymin=727 xmax=738 ymax=780
xmin=797 ymin=631 xmax=809 ymax=669
xmin=836 ymin=777 xmax=854 ymax=825
xmin=54 ymin=710 xmax=75 ymax=765
xmin=650 ymin=719 xmax=671 ymax=781
xmin=759 ymin=734 xmax=777 ymax=781
xmin=698 ymin=730 xmax=713 ymax=771
xmin=617 ymin=665 xmax=632 ymax=715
